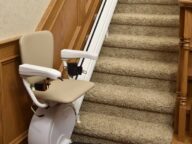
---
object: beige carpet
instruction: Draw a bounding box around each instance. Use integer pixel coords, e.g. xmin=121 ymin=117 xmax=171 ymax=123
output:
xmin=72 ymin=0 xmax=179 ymax=143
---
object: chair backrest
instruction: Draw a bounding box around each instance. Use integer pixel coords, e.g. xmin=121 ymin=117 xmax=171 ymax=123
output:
xmin=19 ymin=31 xmax=54 ymax=84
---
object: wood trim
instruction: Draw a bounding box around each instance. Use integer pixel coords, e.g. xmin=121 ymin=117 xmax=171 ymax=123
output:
xmin=179 ymin=0 xmax=192 ymax=6
xmin=9 ymin=131 xmax=27 ymax=144
xmin=36 ymin=0 xmax=67 ymax=31
xmin=0 ymin=36 xmax=20 ymax=45
xmin=177 ymin=1 xmax=192 ymax=142
xmin=0 ymin=63 xmax=3 ymax=144
xmin=74 ymin=0 xmax=100 ymax=50
xmin=172 ymin=134 xmax=191 ymax=144
xmin=0 ymin=55 xmax=19 ymax=64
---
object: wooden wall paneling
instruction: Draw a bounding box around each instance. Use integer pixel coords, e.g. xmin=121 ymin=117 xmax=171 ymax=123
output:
xmin=0 ymin=0 xmax=101 ymax=143
xmin=0 ymin=38 xmax=20 ymax=61
xmin=85 ymin=0 xmax=92 ymax=14
xmin=78 ymin=0 xmax=86 ymax=26
xmin=0 ymin=39 xmax=32 ymax=144
xmin=0 ymin=56 xmax=32 ymax=144
xmin=50 ymin=0 xmax=79 ymax=68
xmin=74 ymin=0 xmax=100 ymax=51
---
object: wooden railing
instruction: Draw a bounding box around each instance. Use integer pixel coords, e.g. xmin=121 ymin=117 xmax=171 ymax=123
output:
xmin=176 ymin=0 xmax=192 ymax=142
xmin=0 ymin=0 xmax=100 ymax=143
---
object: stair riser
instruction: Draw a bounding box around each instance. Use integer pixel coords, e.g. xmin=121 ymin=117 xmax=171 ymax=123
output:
xmin=119 ymin=0 xmax=178 ymax=5
xmin=101 ymin=47 xmax=178 ymax=62
xmin=112 ymin=14 xmax=179 ymax=27
xmin=91 ymin=72 xmax=176 ymax=92
xmin=75 ymin=112 xmax=173 ymax=144
xmin=86 ymin=88 xmax=175 ymax=114
xmin=104 ymin=36 xmax=179 ymax=52
xmin=115 ymin=4 xmax=179 ymax=15
xmin=109 ymin=24 xmax=179 ymax=37
xmin=82 ymin=101 xmax=173 ymax=125
xmin=95 ymin=58 xmax=177 ymax=81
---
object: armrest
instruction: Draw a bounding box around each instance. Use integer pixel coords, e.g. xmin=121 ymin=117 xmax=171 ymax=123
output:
xmin=19 ymin=64 xmax=61 ymax=80
xmin=61 ymin=49 xmax=98 ymax=60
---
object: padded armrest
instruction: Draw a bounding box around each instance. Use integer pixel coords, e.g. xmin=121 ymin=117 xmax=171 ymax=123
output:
xmin=61 ymin=49 xmax=98 ymax=60
xmin=19 ymin=64 xmax=61 ymax=80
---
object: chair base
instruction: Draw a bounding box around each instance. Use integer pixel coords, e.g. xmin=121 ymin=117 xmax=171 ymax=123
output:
xmin=28 ymin=104 xmax=76 ymax=144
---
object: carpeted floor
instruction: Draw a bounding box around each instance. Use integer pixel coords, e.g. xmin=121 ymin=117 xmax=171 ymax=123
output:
xmin=72 ymin=0 xmax=179 ymax=143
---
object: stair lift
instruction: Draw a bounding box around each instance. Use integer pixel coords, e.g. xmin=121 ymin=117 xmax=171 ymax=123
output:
xmin=18 ymin=31 xmax=97 ymax=144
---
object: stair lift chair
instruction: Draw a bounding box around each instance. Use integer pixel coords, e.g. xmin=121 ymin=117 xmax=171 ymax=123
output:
xmin=18 ymin=31 xmax=97 ymax=144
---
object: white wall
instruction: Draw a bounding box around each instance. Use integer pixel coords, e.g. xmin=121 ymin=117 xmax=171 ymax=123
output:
xmin=0 ymin=0 xmax=51 ymax=40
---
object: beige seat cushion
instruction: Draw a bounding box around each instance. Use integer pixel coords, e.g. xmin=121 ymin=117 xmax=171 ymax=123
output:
xmin=34 ymin=79 xmax=94 ymax=103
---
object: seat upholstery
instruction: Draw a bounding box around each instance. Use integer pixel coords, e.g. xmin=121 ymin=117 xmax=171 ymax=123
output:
xmin=19 ymin=31 xmax=54 ymax=84
xmin=34 ymin=79 xmax=94 ymax=103
xmin=19 ymin=31 xmax=94 ymax=104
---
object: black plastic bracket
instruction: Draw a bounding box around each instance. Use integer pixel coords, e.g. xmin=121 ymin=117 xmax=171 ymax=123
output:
xmin=67 ymin=63 xmax=83 ymax=77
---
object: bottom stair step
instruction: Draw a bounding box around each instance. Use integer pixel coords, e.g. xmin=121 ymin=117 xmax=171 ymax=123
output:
xmin=74 ymin=112 xmax=173 ymax=144
xmin=72 ymin=134 xmax=122 ymax=144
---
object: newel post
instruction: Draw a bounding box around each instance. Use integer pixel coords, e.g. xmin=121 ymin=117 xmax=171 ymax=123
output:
xmin=177 ymin=38 xmax=189 ymax=141
xmin=177 ymin=1 xmax=192 ymax=141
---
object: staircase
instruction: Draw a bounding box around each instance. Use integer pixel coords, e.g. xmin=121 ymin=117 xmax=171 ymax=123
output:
xmin=72 ymin=0 xmax=179 ymax=143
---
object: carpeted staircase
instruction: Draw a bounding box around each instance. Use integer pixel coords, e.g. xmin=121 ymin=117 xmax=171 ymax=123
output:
xmin=72 ymin=0 xmax=179 ymax=143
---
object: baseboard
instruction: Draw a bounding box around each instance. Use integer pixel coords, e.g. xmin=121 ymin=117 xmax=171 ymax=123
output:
xmin=9 ymin=131 xmax=28 ymax=144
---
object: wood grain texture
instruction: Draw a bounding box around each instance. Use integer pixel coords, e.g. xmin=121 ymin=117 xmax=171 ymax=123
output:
xmin=9 ymin=131 xmax=28 ymax=144
xmin=0 ymin=63 xmax=3 ymax=144
xmin=73 ymin=0 xmax=100 ymax=51
xmin=0 ymin=0 xmax=100 ymax=143
xmin=177 ymin=3 xmax=192 ymax=142
xmin=172 ymin=134 xmax=191 ymax=144
xmin=179 ymin=0 xmax=192 ymax=6
xmin=0 ymin=39 xmax=32 ymax=144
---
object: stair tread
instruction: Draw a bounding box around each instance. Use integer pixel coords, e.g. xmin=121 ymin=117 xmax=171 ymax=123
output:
xmin=95 ymin=56 xmax=177 ymax=80
xmin=119 ymin=0 xmax=178 ymax=5
xmin=104 ymin=34 xmax=179 ymax=52
xmin=82 ymin=101 xmax=173 ymax=125
xmin=75 ymin=112 xmax=173 ymax=144
xmin=86 ymin=82 xmax=176 ymax=114
xmin=115 ymin=3 xmax=179 ymax=15
xmin=112 ymin=13 xmax=179 ymax=27
xmin=92 ymin=72 xmax=176 ymax=92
